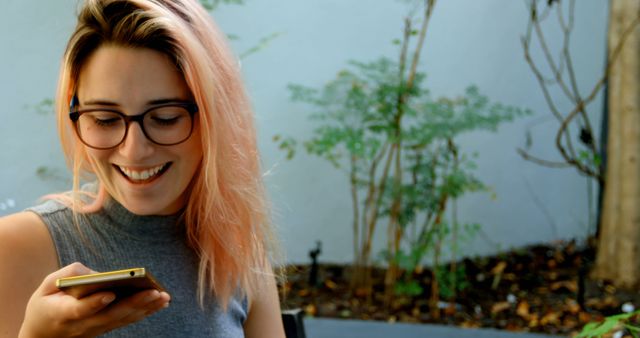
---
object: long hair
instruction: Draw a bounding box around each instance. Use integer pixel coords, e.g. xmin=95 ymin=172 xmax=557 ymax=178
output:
xmin=54 ymin=0 xmax=277 ymax=308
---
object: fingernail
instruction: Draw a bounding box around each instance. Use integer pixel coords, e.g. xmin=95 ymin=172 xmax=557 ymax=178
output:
xmin=102 ymin=294 xmax=116 ymax=304
xmin=163 ymin=302 xmax=170 ymax=308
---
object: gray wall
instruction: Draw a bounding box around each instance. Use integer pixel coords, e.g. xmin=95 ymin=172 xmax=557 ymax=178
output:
xmin=0 ymin=0 xmax=607 ymax=264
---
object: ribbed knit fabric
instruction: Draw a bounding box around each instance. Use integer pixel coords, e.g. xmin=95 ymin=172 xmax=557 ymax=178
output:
xmin=27 ymin=197 xmax=247 ymax=337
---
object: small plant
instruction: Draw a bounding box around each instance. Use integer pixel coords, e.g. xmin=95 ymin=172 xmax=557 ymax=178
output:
xmin=577 ymin=311 xmax=640 ymax=338
xmin=276 ymin=0 xmax=530 ymax=316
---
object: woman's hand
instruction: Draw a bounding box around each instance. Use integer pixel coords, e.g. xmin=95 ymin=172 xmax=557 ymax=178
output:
xmin=18 ymin=262 xmax=171 ymax=338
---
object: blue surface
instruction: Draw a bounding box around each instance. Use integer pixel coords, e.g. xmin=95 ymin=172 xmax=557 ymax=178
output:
xmin=304 ymin=318 xmax=565 ymax=338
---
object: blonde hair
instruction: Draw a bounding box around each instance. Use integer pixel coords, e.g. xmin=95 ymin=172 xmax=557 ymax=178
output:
xmin=54 ymin=0 xmax=277 ymax=308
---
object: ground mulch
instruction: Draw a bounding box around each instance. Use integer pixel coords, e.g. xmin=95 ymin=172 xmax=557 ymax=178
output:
xmin=279 ymin=240 xmax=640 ymax=336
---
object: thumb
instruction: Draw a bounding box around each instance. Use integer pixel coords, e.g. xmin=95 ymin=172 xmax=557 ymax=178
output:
xmin=40 ymin=262 xmax=96 ymax=295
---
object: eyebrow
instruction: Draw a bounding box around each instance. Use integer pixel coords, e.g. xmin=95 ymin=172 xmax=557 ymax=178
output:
xmin=81 ymin=98 xmax=192 ymax=107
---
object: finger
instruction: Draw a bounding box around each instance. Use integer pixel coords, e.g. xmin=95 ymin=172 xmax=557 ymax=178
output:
xmin=76 ymin=291 xmax=117 ymax=317
xmin=48 ymin=290 xmax=116 ymax=323
xmin=144 ymin=297 xmax=170 ymax=317
xmin=145 ymin=293 xmax=171 ymax=315
xmin=90 ymin=289 xmax=162 ymax=324
xmin=84 ymin=290 xmax=170 ymax=335
xmin=157 ymin=291 xmax=171 ymax=305
xmin=105 ymin=294 xmax=171 ymax=332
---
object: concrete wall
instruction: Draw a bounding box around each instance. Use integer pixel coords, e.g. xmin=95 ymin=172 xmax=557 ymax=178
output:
xmin=0 ymin=0 xmax=608 ymax=264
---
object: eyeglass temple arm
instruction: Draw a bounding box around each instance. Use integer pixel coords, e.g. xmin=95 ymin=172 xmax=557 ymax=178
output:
xmin=70 ymin=94 xmax=80 ymax=111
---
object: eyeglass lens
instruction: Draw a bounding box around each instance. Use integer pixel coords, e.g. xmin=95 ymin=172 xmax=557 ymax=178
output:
xmin=76 ymin=106 xmax=193 ymax=149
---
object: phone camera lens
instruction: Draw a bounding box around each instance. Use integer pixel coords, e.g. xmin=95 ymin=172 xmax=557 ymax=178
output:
xmin=130 ymin=271 xmax=135 ymax=276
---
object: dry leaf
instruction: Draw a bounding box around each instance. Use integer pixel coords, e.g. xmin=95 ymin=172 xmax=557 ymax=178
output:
xmin=297 ymin=289 xmax=310 ymax=297
xmin=528 ymin=313 xmax=540 ymax=328
xmin=516 ymin=300 xmax=530 ymax=319
xmin=324 ymin=279 xmax=338 ymax=290
xmin=540 ymin=311 xmax=561 ymax=325
xmin=491 ymin=261 xmax=507 ymax=274
xmin=562 ymin=317 xmax=578 ymax=330
xmin=564 ymin=299 xmax=581 ymax=314
xmin=461 ymin=320 xmax=480 ymax=328
xmin=605 ymin=284 xmax=617 ymax=294
xmin=491 ymin=301 xmax=511 ymax=314
xmin=304 ymin=304 xmax=317 ymax=316
xmin=578 ymin=311 xmax=593 ymax=323
xmin=354 ymin=287 xmax=371 ymax=297
xmin=550 ymin=280 xmax=578 ymax=293
xmin=504 ymin=273 xmax=517 ymax=281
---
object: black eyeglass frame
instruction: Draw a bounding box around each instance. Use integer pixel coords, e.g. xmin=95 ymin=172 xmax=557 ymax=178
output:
xmin=69 ymin=96 xmax=199 ymax=150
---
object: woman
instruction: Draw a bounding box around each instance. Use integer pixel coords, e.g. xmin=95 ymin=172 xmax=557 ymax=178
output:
xmin=0 ymin=0 xmax=285 ymax=337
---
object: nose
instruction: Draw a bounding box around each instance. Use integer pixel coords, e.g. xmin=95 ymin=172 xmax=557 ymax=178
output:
xmin=118 ymin=121 xmax=154 ymax=160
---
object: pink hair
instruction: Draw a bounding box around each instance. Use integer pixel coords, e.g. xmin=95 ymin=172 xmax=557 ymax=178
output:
xmin=52 ymin=0 xmax=278 ymax=308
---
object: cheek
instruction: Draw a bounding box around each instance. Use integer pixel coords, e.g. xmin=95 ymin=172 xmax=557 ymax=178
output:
xmin=85 ymin=149 xmax=113 ymax=174
xmin=175 ymin=142 xmax=203 ymax=187
xmin=181 ymin=145 xmax=203 ymax=174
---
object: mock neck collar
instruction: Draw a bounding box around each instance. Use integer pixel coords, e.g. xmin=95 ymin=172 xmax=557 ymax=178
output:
xmin=99 ymin=196 xmax=185 ymax=241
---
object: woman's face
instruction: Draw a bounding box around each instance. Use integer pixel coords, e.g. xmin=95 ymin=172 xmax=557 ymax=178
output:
xmin=77 ymin=45 xmax=203 ymax=215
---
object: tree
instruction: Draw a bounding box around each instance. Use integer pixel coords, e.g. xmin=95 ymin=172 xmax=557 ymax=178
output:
xmin=518 ymin=0 xmax=640 ymax=289
xmin=592 ymin=0 xmax=640 ymax=288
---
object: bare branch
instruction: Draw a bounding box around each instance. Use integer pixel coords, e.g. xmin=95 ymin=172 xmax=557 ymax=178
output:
xmin=555 ymin=7 xmax=640 ymax=181
xmin=517 ymin=148 xmax=573 ymax=168
xmin=556 ymin=0 xmax=587 ymax=163
xmin=522 ymin=23 xmax=577 ymax=154
xmin=407 ymin=0 xmax=436 ymax=89
xmin=522 ymin=36 xmax=565 ymax=122
xmin=532 ymin=2 xmax=575 ymax=101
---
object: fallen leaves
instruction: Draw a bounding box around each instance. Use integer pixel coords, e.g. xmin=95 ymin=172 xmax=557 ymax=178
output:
xmin=279 ymin=240 xmax=639 ymax=336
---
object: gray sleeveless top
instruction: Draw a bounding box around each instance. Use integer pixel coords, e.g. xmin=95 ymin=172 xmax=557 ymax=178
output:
xmin=28 ymin=198 xmax=247 ymax=337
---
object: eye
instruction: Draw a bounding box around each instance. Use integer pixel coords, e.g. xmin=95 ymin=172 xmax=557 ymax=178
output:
xmin=84 ymin=111 xmax=122 ymax=127
xmin=147 ymin=106 xmax=190 ymax=127
xmin=151 ymin=116 xmax=180 ymax=126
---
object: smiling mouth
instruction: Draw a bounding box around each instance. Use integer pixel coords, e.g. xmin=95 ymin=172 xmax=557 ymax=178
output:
xmin=114 ymin=163 xmax=172 ymax=184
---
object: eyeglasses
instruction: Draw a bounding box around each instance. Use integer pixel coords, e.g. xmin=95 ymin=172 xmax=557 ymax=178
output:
xmin=69 ymin=96 xmax=198 ymax=150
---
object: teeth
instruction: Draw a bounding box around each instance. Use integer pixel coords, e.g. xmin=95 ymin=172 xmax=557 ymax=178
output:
xmin=118 ymin=164 xmax=166 ymax=181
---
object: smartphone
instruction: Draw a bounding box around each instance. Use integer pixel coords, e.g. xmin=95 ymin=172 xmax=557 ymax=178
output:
xmin=56 ymin=267 xmax=166 ymax=299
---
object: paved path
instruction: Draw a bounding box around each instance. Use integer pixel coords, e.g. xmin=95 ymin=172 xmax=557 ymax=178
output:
xmin=304 ymin=318 xmax=565 ymax=338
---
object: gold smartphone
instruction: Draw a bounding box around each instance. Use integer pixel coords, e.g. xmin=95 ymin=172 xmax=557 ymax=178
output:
xmin=56 ymin=267 xmax=166 ymax=298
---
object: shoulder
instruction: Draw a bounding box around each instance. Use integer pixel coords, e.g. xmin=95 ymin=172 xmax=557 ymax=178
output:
xmin=0 ymin=211 xmax=59 ymax=335
xmin=1 ymin=199 xmax=69 ymax=265
xmin=0 ymin=210 xmax=59 ymax=280
xmin=0 ymin=210 xmax=57 ymax=256
xmin=27 ymin=199 xmax=69 ymax=218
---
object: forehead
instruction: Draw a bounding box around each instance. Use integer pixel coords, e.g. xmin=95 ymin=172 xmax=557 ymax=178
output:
xmin=77 ymin=45 xmax=191 ymax=103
